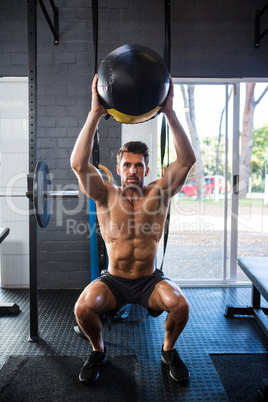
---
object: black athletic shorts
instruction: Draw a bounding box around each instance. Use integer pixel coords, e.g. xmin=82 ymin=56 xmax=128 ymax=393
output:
xmin=94 ymin=269 xmax=171 ymax=317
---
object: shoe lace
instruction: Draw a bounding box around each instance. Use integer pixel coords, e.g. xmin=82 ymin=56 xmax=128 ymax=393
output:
xmin=168 ymin=349 xmax=183 ymax=366
xmin=85 ymin=351 xmax=101 ymax=367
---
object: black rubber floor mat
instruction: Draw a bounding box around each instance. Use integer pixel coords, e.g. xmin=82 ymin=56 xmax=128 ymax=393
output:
xmin=1 ymin=288 xmax=267 ymax=401
xmin=210 ymin=353 xmax=268 ymax=402
xmin=0 ymin=355 xmax=137 ymax=402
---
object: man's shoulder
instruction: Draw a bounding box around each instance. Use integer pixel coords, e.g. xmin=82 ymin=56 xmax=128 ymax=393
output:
xmin=105 ymin=181 xmax=124 ymax=201
xmin=94 ymin=180 xmax=119 ymax=207
xmin=145 ymin=178 xmax=164 ymax=192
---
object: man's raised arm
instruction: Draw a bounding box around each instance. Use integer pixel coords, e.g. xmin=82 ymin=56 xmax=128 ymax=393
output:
xmin=70 ymin=75 xmax=107 ymax=202
xmin=160 ymin=77 xmax=196 ymax=197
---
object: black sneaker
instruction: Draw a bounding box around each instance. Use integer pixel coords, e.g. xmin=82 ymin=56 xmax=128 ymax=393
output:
xmin=79 ymin=348 xmax=107 ymax=383
xmin=161 ymin=346 xmax=190 ymax=382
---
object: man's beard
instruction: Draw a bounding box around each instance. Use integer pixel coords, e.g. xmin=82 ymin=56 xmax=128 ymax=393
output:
xmin=123 ymin=176 xmax=143 ymax=191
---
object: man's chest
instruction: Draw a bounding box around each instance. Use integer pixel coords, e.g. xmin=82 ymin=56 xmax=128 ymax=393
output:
xmin=97 ymin=195 xmax=168 ymax=239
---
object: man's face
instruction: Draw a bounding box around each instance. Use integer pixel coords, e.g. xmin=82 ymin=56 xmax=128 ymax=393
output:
xmin=116 ymin=152 xmax=149 ymax=190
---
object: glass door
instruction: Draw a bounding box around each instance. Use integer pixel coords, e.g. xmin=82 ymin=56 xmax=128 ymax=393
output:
xmin=157 ymin=79 xmax=268 ymax=285
xmin=157 ymin=81 xmax=233 ymax=284
xmin=236 ymin=82 xmax=268 ymax=282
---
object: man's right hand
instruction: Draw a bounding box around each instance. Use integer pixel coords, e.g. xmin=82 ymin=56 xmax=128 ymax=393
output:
xmin=161 ymin=76 xmax=174 ymax=118
xmin=91 ymin=74 xmax=107 ymax=117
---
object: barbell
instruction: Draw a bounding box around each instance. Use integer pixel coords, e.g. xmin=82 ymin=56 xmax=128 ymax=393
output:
xmin=0 ymin=161 xmax=79 ymax=228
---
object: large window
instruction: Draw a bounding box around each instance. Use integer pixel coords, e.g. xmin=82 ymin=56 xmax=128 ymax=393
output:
xmin=157 ymin=80 xmax=268 ymax=285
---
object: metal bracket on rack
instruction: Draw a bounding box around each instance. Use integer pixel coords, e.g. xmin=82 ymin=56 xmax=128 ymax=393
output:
xmin=255 ymin=3 xmax=268 ymax=47
xmin=38 ymin=0 xmax=59 ymax=45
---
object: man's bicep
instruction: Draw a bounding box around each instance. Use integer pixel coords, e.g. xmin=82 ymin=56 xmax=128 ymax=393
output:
xmin=160 ymin=161 xmax=192 ymax=197
xmin=77 ymin=164 xmax=107 ymax=201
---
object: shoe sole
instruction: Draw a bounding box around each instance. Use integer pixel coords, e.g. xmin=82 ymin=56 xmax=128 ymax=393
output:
xmin=79 ymin=356 xmax=107 ymax=384
xmin=161 ymin=355 xmax=190 ymax=383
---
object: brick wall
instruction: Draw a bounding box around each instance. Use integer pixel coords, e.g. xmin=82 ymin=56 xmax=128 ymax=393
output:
xmin=1 ymin=0 xmax=267 ymax=288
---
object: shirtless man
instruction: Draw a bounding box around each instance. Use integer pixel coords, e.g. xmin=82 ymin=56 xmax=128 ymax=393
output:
xmin=70 ymin=74 xmax=196 ymax=384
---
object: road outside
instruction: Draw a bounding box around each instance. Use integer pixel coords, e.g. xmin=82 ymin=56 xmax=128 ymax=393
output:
xmin=157 ymin=199 xmax=268 ymax=283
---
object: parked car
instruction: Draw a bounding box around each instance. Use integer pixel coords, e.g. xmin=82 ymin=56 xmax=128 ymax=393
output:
xmin=180 ymin=175 xmax=231 ymax=197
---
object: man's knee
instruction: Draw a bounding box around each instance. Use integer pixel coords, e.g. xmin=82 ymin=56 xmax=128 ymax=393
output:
xmin=168 ymin=293 xmax=189 ymax=320
xmin=74 ymin=297 xmax=95 ymax=321
xmin=177 ymin=295 xmax=189 ymax=318
xmin=75 ymin=281 xmax=116 ymax=321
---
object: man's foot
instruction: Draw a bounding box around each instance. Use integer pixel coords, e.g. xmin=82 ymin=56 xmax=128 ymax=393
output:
xmin=161 ymin=346 xmax=190 ymax=382
xmin=79 ymin=348 xmax=107 ymax=383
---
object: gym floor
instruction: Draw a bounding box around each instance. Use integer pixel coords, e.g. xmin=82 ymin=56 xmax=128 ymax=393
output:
xmin=0 ymin=286 xmax=267 ymax=401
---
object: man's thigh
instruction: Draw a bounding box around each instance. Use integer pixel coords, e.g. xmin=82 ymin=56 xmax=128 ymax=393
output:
xmin=148 ymin=279 xmax=186 ymax=313
xmin=77 ymin=281 xmax=118 ymax=312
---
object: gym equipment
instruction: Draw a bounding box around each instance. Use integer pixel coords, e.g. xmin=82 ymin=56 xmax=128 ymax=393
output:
xmin=0 ymin=161 xmax=78 ymax=328
xmin=97 ymin=44 xmax=170 ymax=124
xmin=225 ymin=257 xmax=268 ymax=338
xmin=88 ymin=166 xmax=113 ymax=282
xmin=0 ymin=303 xmax=20 ymax=315
xmin=0 ymin=227 xmax=9 ymax=244
xmin=160 ymin=0 xmax=171 ymax=270
xmin=89 ymin=0 xmax=110 ymax=282
xmin=79 ymin=164 xmax=113 ymax=281
xmin=0 ymin=161 xmax=79 ymax=229
xmin=74 ymin=164 xmax=112 ymax=338
xmin=0 ymin=228 xmax=20 ymax=316
xmin=255 ymin=4 xmax=268 ymax=48
xmin=26 ymin=0 xmax=62 ymax=341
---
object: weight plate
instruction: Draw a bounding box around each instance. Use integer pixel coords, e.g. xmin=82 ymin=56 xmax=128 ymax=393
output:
xmin=33 ymin=161 xmax=50 ymax=228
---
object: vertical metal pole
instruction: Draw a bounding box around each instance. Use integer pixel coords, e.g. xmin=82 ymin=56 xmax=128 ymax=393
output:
xmin=164 ymin=0 xmax=171 ymax=71
xmin=255 ymin=10 xmax=261 ymax=48
xmin=223 ymin=85 xmax=229 ymax=283
xmin=92 ymin=0 xmax=98 ymax=74
xmin=27 ymin=0 xmax=39 ymax=342
xmin=252 ymin=285 xmax=261 ymax=309
xmin=53 ymin=4 xmax=59 ymax=45
xmin=229 ymin=84 xmax=240 ymax=283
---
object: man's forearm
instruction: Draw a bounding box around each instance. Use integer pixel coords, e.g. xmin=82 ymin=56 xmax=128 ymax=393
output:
xmin=164 ymin=110 xmax=196 ymax=167
xmin=71 ymin=110 xmax=102 ymax=173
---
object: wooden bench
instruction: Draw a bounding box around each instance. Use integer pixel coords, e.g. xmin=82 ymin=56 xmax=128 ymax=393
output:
xmin=225 ymin=257 xmax=268 ymax=337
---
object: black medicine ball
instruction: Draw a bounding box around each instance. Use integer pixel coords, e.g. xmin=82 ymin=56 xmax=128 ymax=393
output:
xmin=97 ymin=44 xmax=170 ymax=124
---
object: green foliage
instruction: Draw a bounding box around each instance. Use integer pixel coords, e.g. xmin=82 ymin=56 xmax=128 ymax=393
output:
xmin=250 ymin=125 xmax=268 ymax=191
xmin=156 ymin=117 xmax=268 ymax=193
xmin=252 ymin=125 xmax=268 ymax=170
xmin=199 ymin=126 xmax=268 ymax=191
xmin=200 ymin=136 xmax=225 ymax=176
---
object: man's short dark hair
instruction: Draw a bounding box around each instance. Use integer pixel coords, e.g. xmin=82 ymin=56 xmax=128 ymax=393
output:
xmin=117 ymin=141 xmax=149 ymax=166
